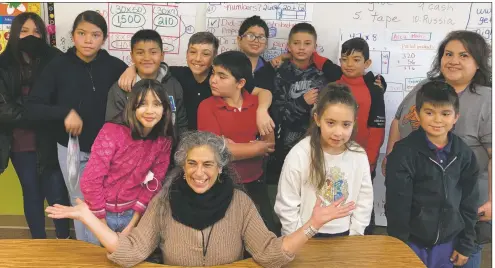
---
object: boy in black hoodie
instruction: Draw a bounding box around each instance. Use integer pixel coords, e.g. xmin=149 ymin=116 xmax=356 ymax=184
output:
xmin=385 ymin=81 xmax=479 ymax=267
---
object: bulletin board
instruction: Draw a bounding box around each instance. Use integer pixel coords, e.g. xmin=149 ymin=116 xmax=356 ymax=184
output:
xmin=0 ymin=2 xmax=41 ymax=53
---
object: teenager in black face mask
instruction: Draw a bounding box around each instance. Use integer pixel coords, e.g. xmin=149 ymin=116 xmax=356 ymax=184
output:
xmin=0 ymin=12 xmax=71 ymax=239
xmin=18 ymin=34 xmax=48 ymax=58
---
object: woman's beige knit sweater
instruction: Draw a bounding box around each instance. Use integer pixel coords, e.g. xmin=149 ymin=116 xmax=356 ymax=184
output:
xmin=108 ymin=189 xmax=294 ymax=267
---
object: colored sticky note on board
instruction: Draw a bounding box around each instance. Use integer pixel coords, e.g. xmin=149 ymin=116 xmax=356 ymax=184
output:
xmin=27 ymin=3 xmax=40 ymax=15
xmin=0 ymin=16 xmax=14 ymax=24
xmin=0 ymin=3 xmax=40 ymax=16
xmin=0 ymin=30 xmax=7 ymax=54
xmin=0 ymin=3 xmax=25 ymax=16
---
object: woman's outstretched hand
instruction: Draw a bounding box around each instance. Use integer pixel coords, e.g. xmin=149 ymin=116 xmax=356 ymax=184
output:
xmin=310 ymin=196 xmax=356 ymax=229
xmin=46 ymin=198 xmax=90 ymax=222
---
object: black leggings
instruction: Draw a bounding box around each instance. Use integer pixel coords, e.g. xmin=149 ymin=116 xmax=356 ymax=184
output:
xmin=314 ymin=230 xmax=350 ymax=238
xmin=364 ymin=169 xmax=376 ymax=235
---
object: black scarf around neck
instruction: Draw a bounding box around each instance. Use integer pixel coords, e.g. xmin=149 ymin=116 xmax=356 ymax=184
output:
xmin=169 ymin=174 xmax=234 ymax=230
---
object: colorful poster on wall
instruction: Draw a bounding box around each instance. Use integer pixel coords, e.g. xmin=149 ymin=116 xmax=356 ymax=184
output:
xmin=0 ymin=3 xmax=41 ymax=53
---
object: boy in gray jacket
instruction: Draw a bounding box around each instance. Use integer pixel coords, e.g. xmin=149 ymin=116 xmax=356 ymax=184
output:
xmin=106 ymin=29 xmax=188 ymax=138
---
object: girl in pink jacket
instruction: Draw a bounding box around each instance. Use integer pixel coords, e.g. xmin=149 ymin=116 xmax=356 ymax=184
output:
xmin=80 ymin=79 xmax=174 ymax=243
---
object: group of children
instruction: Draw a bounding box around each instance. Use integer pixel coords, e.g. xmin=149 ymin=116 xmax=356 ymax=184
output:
xmin=0 ymin=9 xmax=488 ymax=268
xmin=118 ymin=16 xmax=386 ymax=238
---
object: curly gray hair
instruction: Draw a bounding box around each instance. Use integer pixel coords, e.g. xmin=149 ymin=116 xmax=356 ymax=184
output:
xmin=174 ymin=131 xmax=231 ymax=169
xmin=158 ymin=131 xmax=243 ymax=219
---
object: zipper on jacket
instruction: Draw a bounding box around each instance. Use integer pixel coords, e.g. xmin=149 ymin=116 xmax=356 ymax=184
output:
xmin=429 ymin=156 xmax=457 ymax=200
xmin=429 ymin=156 xmax=457 ymax=244
xmin=434 ymin=229 xmax=440 ymax=245
xmin=86 ymin=65 xmax=96 ymax=91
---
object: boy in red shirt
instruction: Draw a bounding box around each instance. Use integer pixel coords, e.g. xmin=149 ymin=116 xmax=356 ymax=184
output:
xmin=338 ymin=38 xmax=385 ymax=174
xmin=197 ymin=50 xmax=278 ymax=235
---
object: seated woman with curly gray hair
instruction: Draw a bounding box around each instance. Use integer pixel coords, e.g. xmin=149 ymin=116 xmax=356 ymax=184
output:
xmin=46 ymin=131 xmax=355 ymax=268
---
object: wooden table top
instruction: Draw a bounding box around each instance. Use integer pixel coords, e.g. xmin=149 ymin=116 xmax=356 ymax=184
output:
xmin=0 ymin=235 xmax=425 ymax=267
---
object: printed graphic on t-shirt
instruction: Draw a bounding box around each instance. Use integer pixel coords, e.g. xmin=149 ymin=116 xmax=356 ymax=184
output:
xmin=319 ymin=166 xmax=349 ymax=204
xmin=402 ymin=105 xmax=420 ymax=131
xmin=168 ymin=96 xmax=177 ymax=112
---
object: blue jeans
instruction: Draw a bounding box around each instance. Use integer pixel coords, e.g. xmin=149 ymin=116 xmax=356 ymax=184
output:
xmin=57 ymin=143 xmax=91 ymax=243
xmin=10 ymin=151 xmax=70 ymax=239
xmin=408 ymin=240 xmax=454 ymax=268
xmin=462 ymin=220 xmax=491 ymax=268
xmin=85 ymin=209 xmax=135 ymax=246
xmin=106 ymin=210 xmax=134 ymax=232
xmin=461 ymin=242 xmax=484 ymax=268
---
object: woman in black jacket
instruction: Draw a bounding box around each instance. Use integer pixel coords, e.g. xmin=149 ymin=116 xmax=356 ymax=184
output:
xmin=25 ymin=10 xmax=128 ymax=244
xmin=0 ymin=12 xmax=70 ymax=239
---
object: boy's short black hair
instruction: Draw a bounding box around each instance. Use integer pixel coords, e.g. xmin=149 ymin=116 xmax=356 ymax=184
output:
xmin=238 ymin=15 xmax=269 ymax=38
xmin=212 ymin=51 xmax=252 ymax=82
xmin=131 ymin=29 xmax=163 ymax=52
xmin=289 ymin=22 xmax=317 ymax=41
xmin=341 ymin=37 xmax=370 ymax=61
xmin=415 ymin=81 xmax=459 ymax=114
xmin=188 ymin=31 xmax=219 ymax=55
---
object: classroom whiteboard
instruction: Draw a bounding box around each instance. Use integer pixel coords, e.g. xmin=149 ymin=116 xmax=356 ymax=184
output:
xmin=53 ymin=2 xmax=197 ymax=66
xmin=326 ymin=3 xmax=491 ymax=157
xmin=308 ymin=2 xmax=491 ymax=226
xmin=204 ymin=3 xmax=326 ymax=59
xmin=52 ymin=2 xmax=492 ymax=227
